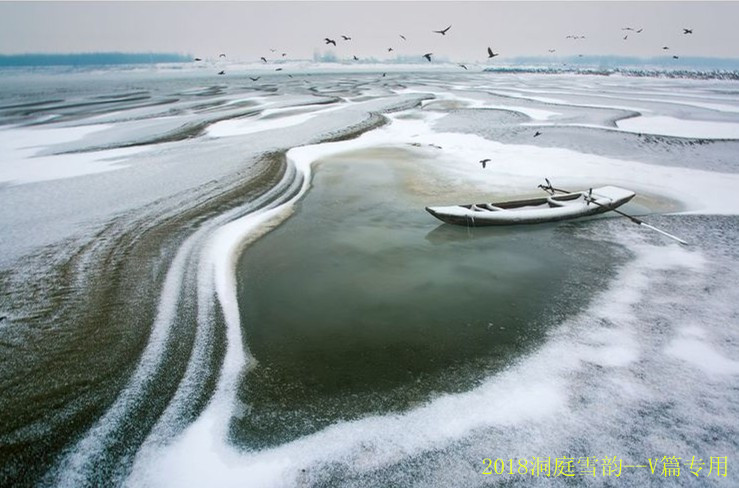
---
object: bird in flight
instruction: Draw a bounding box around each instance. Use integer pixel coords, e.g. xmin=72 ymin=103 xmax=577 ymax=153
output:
xmin=275 ymin=68 xmax=283 ymax=71
xmin=673 ymin=55 xmax=680 ymax=59
xmin=459 ymin=63 xmax=468 ymax=70
xmin=353 ymin=55 xmax=359 ymax=61
xmin=533 ymin=131 xmax=542 ymax=137
xmin=423 ymin=53 xmax=433 ymax=62
xmin=662 ymin=46 xmax=670 ymax=50
xmin=342 ymin=35 xmax=352 ymax=41
xmin=388 ymin=47 xmax=394 ymax=52
xmin=683 ymin=28 xmax=693 ymax=34
xmin=548 ymin=49 xmax=556 ymax=53
xmin=282 ymin=53 xmax=287 ymax=57
xmin=400 ymin=34 xmax=407 ymax=41
xmin=194 ymin=57 xmax=202 ymax=61
xmin=623 ymin=35 xmax=628 ymax=40
xmin=260 ymin=57 xmax=267 ymax=63
xmin=636 ymin=28 xmax=643 ymax=33
xmin=488 ymin=47 xmax=499 ymax=58
xmin=325 ymin=38 xmax=337 ymax=46
xmin=479 ymin=159 xmax=490 ymax=168
xmin=219 ymin=53 xmax=226 ymax=58
xmin=217 ymin=70 xmax=225 ymax=75
xmin=249 ymin=76 xmax=261 ymax=81
xmin=433 ymin=25 xmax=451 ymax=35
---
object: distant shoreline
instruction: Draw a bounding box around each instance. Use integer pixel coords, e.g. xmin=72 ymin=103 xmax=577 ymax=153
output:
xmin=0 ymin=52 xmax=190 ymax=66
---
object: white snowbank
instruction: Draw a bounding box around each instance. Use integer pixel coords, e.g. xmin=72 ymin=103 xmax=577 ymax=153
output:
xmin=617 ymin=115 xmax=739 ymax=139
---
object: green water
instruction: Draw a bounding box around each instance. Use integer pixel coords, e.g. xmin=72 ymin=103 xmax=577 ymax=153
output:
xmin=234 ymin=148 xmax=622 ymax=448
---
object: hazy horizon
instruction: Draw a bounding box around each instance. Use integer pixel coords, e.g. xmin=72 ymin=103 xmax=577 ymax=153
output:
xmin=1 ymin=2 xmax=738 ymax=64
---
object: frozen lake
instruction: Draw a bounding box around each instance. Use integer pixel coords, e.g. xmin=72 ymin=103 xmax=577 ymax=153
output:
xmin=0 ymin=67 xmax=738 ymax=487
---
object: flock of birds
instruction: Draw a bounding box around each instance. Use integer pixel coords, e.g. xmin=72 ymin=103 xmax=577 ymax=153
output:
xmin=195 ymin=24 xmax=696 ymax=77
xmin=196 ymin=24 xmax=508 ymax=76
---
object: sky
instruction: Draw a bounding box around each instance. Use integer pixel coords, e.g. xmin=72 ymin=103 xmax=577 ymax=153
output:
xmin=1 ymin=1 xmax=738 ymax=63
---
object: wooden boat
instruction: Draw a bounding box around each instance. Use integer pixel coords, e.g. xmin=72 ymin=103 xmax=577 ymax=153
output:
xmin=425 ymin=185 xmax=636 ymax=226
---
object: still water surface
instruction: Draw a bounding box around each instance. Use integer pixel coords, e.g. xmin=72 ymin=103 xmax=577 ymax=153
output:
xmin=235 ymin=147 xmax=624 ymax=448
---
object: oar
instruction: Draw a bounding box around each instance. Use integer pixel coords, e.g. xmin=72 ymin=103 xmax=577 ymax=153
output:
xmin=538 ymin=179 xmax=689 ymax=245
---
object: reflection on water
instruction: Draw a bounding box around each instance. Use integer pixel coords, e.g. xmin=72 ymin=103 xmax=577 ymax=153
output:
xmin=234 ymin=149 xmax=625 ymax=448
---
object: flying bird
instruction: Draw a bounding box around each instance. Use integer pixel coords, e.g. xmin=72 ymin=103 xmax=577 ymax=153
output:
xmin=400 ymin=34 xmax=407 ymax=41
xmin=433 ymin=25 xmax=451 ymax=35
xmin=423 ymin=53 xmax=433 ymax=62
xmin=548 ymin=49 xmax=556 ymax=53
xmin=275 ymin=68 xmax=283 ymax=71
xmin=458 ymin=63 xmax=468 ymax=70
xmin=683 ymin=28 xmax=693 ymax=34
xmin=382 ymin=73 xmax=387 ymax=77
xmin=673 ymin=55 xmax=680 ymax=59
xmin=353 ymin=55 xmax=359 ymax=60
xmin=636 ymin=28 xmax=643 ymax=33
xmin=487 ymin=47 xmax=499 ymax=58
xmin=533 ymin=131 xmax=542 ymax=137
xmin=249 ymin=76 xmax=261 ymax=81
xmin=282 ymin=53 xmax=287 ymax=57
xmin=623 ymin=35 xmax=628 ymax=40
xmin=479 ymin=159 xmax=490 ymax=168
xmin=341 ymin=35 xmax=352 ymax=40
xmin=217 ymin=70 xmax=225 ymax=75
xmin=662 ymin=46 xmax=670 ymax=50
xmin=260 ymin=57 xmax=267 ymax=63
xmin=270 ymin=48 xmax=276 ymax=52
xmin=194 ymin=57 xmax=202 ymax=61
xmin=219 ymin=53 xmax=226 ymax=58
xmin=325 ymin=38 xmax=336 ymax=46
xmin=388 ymin=47 xmax=394 ymax=52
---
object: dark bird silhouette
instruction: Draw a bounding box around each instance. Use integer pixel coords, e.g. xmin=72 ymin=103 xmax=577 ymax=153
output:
xmin=260 ymin=57 xmax=267 ymax=63
xmin=353 ymin=55 xmax=359 ymax=61
xmin=487 ymin=47 xmax=499 ymax=58
xmin=479 ymin=158 xmax=490 ymax=168
xmin=270 ymin=48 xmax=276 ymax=52
xmin=219 ymin=53 xmax=226 ymax=58
xmin=623 ymin=35 xmax=628 ymax=40
xmin=194 ymin=57 xmax=202 ymax=61
xmin=459 ymin=63 xmax=468 ymax=70
xmin=388 ymin=47 xmax=394 ymax=52
xmin=548 ymin=49 xmax=556 ymax=53
xmin=217 ymin=70 xmax=225 ymax=75
xmin=249 ymin=76 xmax=261 ymax=81
xmin=423 ymin=53 xmax=433 ymax=62
xmin=622 ymin=27 xmax=634 ymax=31
xmin=662 ymin=46 xmax=670 ymax=50
xmin=433 ymin=25 xmax=451 ymax=35
xmin=636 ymin=28 xmax=643 ymax=33
xmin=0 ymin=316 xmax=6 ymax=322
xmin=288 ymin=74 xmax=294 ymax=78
xmin=533 ymin=131 xmax=542 ymax=137
xmin=341 ymin=35 xmax=352 ymax=41
xmin=683 ymin=28 xmax=693 ymax=34
xmin=382 ymin=73 xmax=387 ymax=77
xmin=400 ymin=34 xmax=407 ymax=41
xmin=673 ymin=55 xmax=680 ymax=59
xmin=324 ymin=38 xmax=337 ymax=46
xmin=275 ymin=68 xmax=283 ymax=71
xmin=282 ymin=53 xmax=287 ymax=57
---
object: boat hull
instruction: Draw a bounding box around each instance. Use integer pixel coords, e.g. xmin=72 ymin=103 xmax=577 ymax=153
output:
xmin=425 ymin=186 xmax=636 ymax=227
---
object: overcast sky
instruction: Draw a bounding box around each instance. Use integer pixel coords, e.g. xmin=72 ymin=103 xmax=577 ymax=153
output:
xmin=1 ymin=2 xmax=738 ymax=62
